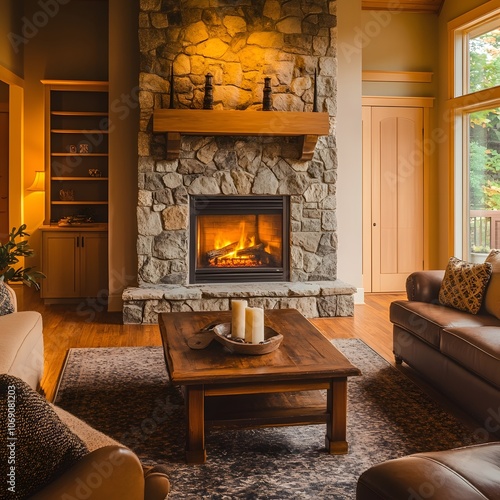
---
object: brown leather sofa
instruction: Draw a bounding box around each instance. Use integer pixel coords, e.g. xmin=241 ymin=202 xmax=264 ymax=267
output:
xmin=357 ymin=442 xmax=500 ymax=500
xmin=390 ymin=270 xmax=500 ymax=437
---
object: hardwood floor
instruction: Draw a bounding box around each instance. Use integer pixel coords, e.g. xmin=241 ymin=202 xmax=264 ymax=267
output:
xmin=13 ymin=286 xmax=405 ymax=402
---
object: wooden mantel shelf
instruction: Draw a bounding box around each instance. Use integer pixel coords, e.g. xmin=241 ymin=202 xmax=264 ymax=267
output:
xmin=153 ymin=109 xmax=330 ymax=161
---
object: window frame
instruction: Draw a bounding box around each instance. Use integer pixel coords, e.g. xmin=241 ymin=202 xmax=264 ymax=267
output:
xmin=448 ymin=0 xmax=500 ymax=258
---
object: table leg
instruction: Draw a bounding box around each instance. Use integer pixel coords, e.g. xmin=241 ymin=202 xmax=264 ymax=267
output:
xmin=185 ymin=385 xmax=206 ymax=464
xmin=325 ymin=377 xmax=348 ymax=454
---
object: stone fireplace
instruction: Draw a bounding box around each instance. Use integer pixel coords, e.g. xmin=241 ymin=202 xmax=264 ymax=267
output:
xmin=190 ymin=195 xmax=289 ymax=283
xmin=123 ymin=0 xmax=355 ymax=323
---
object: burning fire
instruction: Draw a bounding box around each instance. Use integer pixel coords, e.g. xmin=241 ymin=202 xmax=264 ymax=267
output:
xmin=207 ymin=221 xmax=273 ymax=268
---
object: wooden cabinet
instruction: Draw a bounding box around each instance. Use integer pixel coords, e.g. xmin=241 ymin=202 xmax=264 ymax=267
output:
xmin=40 ymin=227 xmax=108 ymax=301
xmin=42 ymin=80 xmax=109 ymax=225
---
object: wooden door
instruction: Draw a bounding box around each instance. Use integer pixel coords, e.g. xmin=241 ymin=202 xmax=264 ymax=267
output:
xmin=364 ymin=106 xmax=424 ymax=292
xmin=0 ymin=112 xmax=8 ymax=240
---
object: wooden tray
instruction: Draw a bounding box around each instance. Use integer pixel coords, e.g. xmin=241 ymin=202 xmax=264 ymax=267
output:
xmin=187 ymin=322 xmax=283 ymax=355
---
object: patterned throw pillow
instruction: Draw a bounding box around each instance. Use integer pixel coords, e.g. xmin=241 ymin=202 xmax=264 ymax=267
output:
xmin=0 ymin=374 xmax=89 ymax=499
xmin=484 ymin=249 xmax=500 ymax=319
xmin=0 ymin=280 xmax=15 ymax=315
xmin=438 ymin=257 xmax=492 ymax=314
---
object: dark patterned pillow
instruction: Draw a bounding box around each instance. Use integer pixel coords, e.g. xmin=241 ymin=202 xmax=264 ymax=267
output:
xmin=0 ymin=374 xmax=88 ymax=499
xmin=0 ymin=281 xmax=15 ymax=315
xmin=438 ymin=257 xmax=492 ymax=314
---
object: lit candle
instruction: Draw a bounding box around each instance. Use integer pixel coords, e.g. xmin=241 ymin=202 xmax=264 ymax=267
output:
xmin=231 ymin=299 xmax=247 ymax=339
xmin=245 ymin=307 xmax=264 ymax=344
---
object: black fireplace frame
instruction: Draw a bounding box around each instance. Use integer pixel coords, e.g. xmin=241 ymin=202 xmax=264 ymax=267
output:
xmin=189 ymin=195 xmax=290 ymax=284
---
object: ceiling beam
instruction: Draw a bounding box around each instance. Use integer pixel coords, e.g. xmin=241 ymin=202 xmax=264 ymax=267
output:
xmin=361 ymin=0 xmax=444 ymax=14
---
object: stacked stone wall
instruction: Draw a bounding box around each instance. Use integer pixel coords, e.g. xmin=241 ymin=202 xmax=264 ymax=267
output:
xmin=137 ymin=0 xmax=338 ymax=286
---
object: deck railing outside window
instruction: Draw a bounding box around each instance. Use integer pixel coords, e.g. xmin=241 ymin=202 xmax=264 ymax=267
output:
xmin=470 ymin=210 xmax=500 ymax=254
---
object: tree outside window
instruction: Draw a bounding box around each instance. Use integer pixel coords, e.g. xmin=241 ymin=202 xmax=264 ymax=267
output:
xmin=468 ymin=28 xmax=500 ymax=255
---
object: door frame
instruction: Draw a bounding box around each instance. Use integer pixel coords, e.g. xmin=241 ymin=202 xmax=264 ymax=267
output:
xmin=0 ymin=64 xmax=24 ymax=233
xmin=362 ymin=96 xmax=434 ymax=293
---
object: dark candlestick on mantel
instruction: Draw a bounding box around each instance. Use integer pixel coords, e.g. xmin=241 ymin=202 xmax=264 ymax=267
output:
xmin=313 ymin=69 xmax=318 ymax=112
xmin=203 ymin=73 xmax=214 ymax=110
xmin=263 ymin=77 xmax=272 ymax=111
xmin=169 ymin=64 xmax=175 ymax=109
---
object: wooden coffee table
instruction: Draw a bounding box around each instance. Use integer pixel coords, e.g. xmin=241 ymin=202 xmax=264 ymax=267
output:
xmin=159 ymin=308 xmax=360 ymax=464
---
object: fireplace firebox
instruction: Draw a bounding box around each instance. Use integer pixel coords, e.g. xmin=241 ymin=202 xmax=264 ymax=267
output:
xmin=189 ymin=196 xmax=290 ymax=283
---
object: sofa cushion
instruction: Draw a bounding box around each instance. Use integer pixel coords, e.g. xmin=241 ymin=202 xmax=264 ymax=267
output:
xmin=390 ymin=300 xmax=500 ymax=348
xmin=441 ymin=326 xmax=500 ymax=389
xmin=439 ymin=257 xmax=492 ymax=314
xmin=356 ymin=442 xmax=500 ymax=500
xmin=0 ymin=281 xmax=15 ymax=315
xmin=0 ymin=374 xmax=89 ymax=499
xmin=484 ymin=249 xmax=500 ymax=319
xmin=0 ymin=311 xmax=44 ymax=389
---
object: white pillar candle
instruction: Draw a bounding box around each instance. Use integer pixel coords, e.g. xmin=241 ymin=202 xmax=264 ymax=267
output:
xmin=231 ymin=299 xmax=247 ymax=339
xmin=245 ymin=307 xmax=264 ymax=344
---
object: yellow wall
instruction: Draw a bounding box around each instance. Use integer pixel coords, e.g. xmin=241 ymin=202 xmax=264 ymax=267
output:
xmin=0 ymin=0 xmax=24 ymax=77
xmin=0 ymin=0 xmax=24 ymax=243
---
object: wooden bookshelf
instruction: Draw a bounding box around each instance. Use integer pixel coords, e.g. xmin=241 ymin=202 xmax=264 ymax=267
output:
xmin=42 ymin=80 xmax=109 ymax=224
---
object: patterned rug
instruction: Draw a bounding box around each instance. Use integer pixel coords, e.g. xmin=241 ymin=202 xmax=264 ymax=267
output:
xmin=54 ymin=340 xmax=478 ymax=499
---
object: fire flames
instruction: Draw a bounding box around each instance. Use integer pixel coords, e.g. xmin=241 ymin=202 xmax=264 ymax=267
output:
xmin=207 ymin=221 xmax=274 ymax=268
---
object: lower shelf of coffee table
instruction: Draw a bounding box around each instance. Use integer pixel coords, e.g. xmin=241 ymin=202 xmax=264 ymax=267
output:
xmin=205 ymin=390 xmax=328 ymax=429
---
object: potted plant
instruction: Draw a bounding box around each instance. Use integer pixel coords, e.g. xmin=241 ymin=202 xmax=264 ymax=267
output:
xmin=0 ymin=225 xmax=45 ymax=290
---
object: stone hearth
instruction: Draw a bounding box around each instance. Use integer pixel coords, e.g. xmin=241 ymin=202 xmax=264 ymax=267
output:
xmin=122 ymin=0 xmax=355 ymax=323
xmin=123 ymin=281 xmax=355 ymax=323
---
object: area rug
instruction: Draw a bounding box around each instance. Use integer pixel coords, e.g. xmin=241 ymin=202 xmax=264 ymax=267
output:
xmin=54 ymin=340 xmax=478 ymax=499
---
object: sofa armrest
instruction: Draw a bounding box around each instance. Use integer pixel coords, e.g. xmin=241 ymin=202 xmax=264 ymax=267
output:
xmin=31 ymin=446 xmax=146 ymax=500
xmin=405 ymin=270 xmax=445 ymax=303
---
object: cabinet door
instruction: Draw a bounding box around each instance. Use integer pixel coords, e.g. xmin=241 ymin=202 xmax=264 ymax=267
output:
xmin=80 ymin=232 xmax=108 ymax=297
xmin=41 ymin=232 xmax=79 ymax=298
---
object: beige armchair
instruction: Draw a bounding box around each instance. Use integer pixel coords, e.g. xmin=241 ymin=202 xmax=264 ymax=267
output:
xmin=32 ymin=406 xmax=171 ymax=499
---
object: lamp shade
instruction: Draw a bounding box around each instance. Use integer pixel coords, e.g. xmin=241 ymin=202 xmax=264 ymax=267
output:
xmin=27 ymin=171 xmax=45 ymax=191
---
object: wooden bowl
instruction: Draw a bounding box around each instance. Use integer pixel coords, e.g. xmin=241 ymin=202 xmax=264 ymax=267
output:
xmin=187 ymin=322 xmax=283 ymax=355
xmin=213 ymin=323 xmax=283 ymax=355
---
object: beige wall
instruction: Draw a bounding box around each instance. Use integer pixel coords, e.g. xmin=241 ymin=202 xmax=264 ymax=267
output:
xmin=362 ymin=11 xmax=438 ymax=97
xmin=359 ymin=10 xmax=441 ymax=270
xmin=108 ymin=0 xmax=139 ymax=310
xmin=336 ymin=0 xmax=364 ymax=299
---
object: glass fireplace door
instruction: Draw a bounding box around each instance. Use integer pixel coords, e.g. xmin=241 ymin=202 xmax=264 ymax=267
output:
xmin=190 ymin=196 xmax=289 ymax=283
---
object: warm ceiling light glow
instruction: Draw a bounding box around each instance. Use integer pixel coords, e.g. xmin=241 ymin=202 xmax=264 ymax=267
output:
xmin=27 ymin=170 xmax=45 ymax=191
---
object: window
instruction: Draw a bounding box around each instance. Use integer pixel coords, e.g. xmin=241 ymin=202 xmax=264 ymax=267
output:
xmin=449 ymin=1 xmax=500 ymax=261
